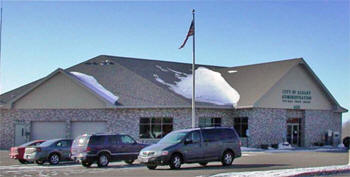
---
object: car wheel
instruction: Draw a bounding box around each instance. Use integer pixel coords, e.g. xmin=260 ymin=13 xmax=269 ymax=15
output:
xmin=343 ymin=137 xmax=350 ymax=148
xmin=35 ymin=160 xmax=45 ymax=165
xmin=82 ymin=160 xmax=92 ymax=168
xmin=124 ymin=159 xmax=134 ymax=165
xmin=49 ymin=153 xmax=60 ymax=165
xmin=147 ymin=164 xmax=157 ymax=170
xmin=221 ymin=151 xmax=234 ymax=166
xmin=18 ymin=159 xmax=28 ymax=164
xmin=199 ymin=162 xmax=208 ymax=166
xmin=97 ymin=153 xmax=110 ymax=168
xmin=169 ymin=154 xmax=182 ymax=169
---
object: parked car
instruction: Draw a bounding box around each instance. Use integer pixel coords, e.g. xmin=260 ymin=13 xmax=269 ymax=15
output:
xmin=71 ymin=133 xmax=148 ymax=168
xmin=343 ymin=137 xmax=350 ymax=148
xmin=24 ymin=138 xmax=73 ymax=165
xmin=9 ymin=140 xmax=45 ymax=164
xmin=138 ymin=127 xmax=242 ymax=170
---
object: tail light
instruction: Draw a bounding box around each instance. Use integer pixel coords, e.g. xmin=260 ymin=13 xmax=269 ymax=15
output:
xmin=11 ymin=148 xmax=19 ymax=155
xmin=85 ymin=146 xmax=91 ymax=152
xmin=36 ymin=147 xmax=41 ymax=152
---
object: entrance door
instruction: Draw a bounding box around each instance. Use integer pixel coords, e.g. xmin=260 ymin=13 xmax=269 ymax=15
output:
xmin=287 ymin=123 xmax=300 ymax=146
xmin=15 ymin=124 xmax=26 ymax=146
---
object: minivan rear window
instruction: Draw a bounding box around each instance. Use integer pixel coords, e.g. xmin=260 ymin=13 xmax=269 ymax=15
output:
xmin=220 ymin=129 xmax=235 ymax=140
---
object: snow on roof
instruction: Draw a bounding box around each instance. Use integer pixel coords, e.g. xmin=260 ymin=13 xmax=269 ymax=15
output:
xmin=70 ymin=72 xmax=119 ymax=104
xmin=155 ymin=65 xmax=169 ymax=72
xmin=228 ymin=70 xmax=237 ymax=73
xmin=153 ymin=67 xmax=240 ymax=107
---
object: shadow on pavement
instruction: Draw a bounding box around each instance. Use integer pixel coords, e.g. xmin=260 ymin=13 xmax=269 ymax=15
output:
xmin=155 ymin=163 xmax=288 ymax=171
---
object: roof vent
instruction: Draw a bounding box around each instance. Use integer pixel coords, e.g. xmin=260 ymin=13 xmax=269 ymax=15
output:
xmin=84 ymin=60 xmax=114 ymax=66
xmin=104 ymin=60 xmax=114 ymax=65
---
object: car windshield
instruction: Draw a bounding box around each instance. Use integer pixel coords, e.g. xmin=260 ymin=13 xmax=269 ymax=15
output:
xmin=38 ymin=139 xmax=57 ymax=147
xmin=157 ymin=131 xmax=188 ymax=144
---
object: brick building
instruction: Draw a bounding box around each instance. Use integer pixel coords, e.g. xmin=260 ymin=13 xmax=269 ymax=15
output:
xmin=0 ymin=55 xmax=347 ymax=149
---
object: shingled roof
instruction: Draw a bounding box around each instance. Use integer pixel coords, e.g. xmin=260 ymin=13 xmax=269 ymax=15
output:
xmin=0 ymin=55 xmax=346 ymax=111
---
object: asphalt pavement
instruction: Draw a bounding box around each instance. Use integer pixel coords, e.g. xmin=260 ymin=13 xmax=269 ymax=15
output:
xmin=0 ymin=150 xmax=348 ymax=177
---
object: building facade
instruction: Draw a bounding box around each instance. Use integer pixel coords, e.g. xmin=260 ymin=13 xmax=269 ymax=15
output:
xmin=0 ymin=55 xmax=347 ymax=149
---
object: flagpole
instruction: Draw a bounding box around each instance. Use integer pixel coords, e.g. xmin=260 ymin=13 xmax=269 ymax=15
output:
xmin=0 ymin=0 xmax=3 ymax=93
xmin=191 ymin=9 xmax=196 ymax=128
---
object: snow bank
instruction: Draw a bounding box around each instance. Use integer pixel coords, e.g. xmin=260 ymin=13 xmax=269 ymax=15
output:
xmin=154 ymin=67 xmax=240 ymax=107
xmin=212 ymin=165 xmax=350 ymax=177
xmin=70 ymin=72 xmax=119 ymax=104
xmin=278 ymin=142 xmax=293 ymax=150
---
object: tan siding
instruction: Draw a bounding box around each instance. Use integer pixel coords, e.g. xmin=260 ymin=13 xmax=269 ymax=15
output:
xmin=14 ymin=73 xmax=108 ymax=109
xmin=256 ymin=64 xmax=333 ymax=110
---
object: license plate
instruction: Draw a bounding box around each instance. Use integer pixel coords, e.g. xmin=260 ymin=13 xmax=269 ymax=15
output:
xmin=139 ymin=157 xmax=148 ymax=163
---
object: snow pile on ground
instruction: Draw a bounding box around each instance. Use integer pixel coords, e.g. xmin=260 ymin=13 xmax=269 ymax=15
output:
xmin=241 ymin=145 xmax=346 ymax=153
xmin=154 ymin=67 xmax=240 ymax=107
xmin=278 ymin=142 xmax=293 ymax=150
xmin=338 ymin=144 xmax=345 ymax=148
xmin=212 ymin=165 xmax=350 ymax=177
xmin=70 ymin=72 xmax=119 ymax=104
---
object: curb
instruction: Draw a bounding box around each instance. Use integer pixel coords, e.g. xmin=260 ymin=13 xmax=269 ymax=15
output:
xmin=288 ymin=166 xmax=350 ymax=177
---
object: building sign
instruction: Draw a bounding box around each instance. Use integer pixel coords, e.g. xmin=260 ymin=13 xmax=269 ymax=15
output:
xmin=282 ymin=89 xmax=312 ymax=104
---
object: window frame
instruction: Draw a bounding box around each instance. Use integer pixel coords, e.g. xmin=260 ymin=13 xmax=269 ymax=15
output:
xmin=234 ymin=117 xmax=248 ymax=138
xmin=139 ymin=117 xmax=173 ymax=139
xmin=199 ymin=117 xmax=222 ymax=128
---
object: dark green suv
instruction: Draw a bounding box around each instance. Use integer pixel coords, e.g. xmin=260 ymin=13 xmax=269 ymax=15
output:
xmin=71 ymin=134 xmax=148 ymax=168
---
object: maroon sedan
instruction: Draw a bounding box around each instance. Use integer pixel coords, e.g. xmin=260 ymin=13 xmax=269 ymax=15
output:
xmin=9 ymin=140 xmax=45 ymax=164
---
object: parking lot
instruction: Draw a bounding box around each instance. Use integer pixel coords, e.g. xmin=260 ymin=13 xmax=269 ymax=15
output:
xmin=0 ymin=150 xmax=348 ymax=177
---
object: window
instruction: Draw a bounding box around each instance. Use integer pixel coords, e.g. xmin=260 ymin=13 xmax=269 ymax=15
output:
xmin=56 ymin=140 xmax=69 ymax=147
xmin=139 ymin=117 xmax=173 ymax=139
xmin=202 ymin=129 xmax=221 ymax=142
xmin=220 ymin=129 xmax=235 ymax=140
xmin=107 ymin=135 xmax=119 ymax=145
xmin=234 ymin=117 xmax=248 ymax=137
xmin=199 ymin=117 xmax=221 ymax=127
xmin=89 ymin=136 xmax=106 ymax=145
xmin=185 ymin=131 xmax=201 ymax=144
xmin=121 ymin=135 xmax=135 ymax=144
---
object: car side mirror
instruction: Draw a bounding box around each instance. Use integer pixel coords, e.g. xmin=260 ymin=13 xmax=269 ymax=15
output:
xmin=184 ymin=139 xmax=192 ymax=145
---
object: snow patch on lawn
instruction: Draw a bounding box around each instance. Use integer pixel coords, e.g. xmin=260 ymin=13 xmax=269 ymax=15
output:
xmin=153 ymin=67 xmax=240 ymax=107
xmin=211 ymin=165 xmax=350 ymax=177
xmin=70 ymin=72 xmax=119 ymax=104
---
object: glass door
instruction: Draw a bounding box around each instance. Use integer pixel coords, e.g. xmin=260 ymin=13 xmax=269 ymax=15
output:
xmin=287 ymin=123 xmax=300 ymax=146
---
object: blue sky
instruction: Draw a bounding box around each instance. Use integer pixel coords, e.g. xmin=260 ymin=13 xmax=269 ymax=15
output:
xmin=1 ymin=1 xmax=349 ymax=122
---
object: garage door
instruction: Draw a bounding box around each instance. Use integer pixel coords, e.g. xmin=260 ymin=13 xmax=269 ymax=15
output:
xmin=31 ymin=122 xmax=66 ymax=140
xmin=71 ymin=122 xmax=107 ymax=139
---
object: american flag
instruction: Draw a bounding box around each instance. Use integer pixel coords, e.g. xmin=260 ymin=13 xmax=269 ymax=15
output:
xmin=179 ymin=20 xmax=194 ymax=49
